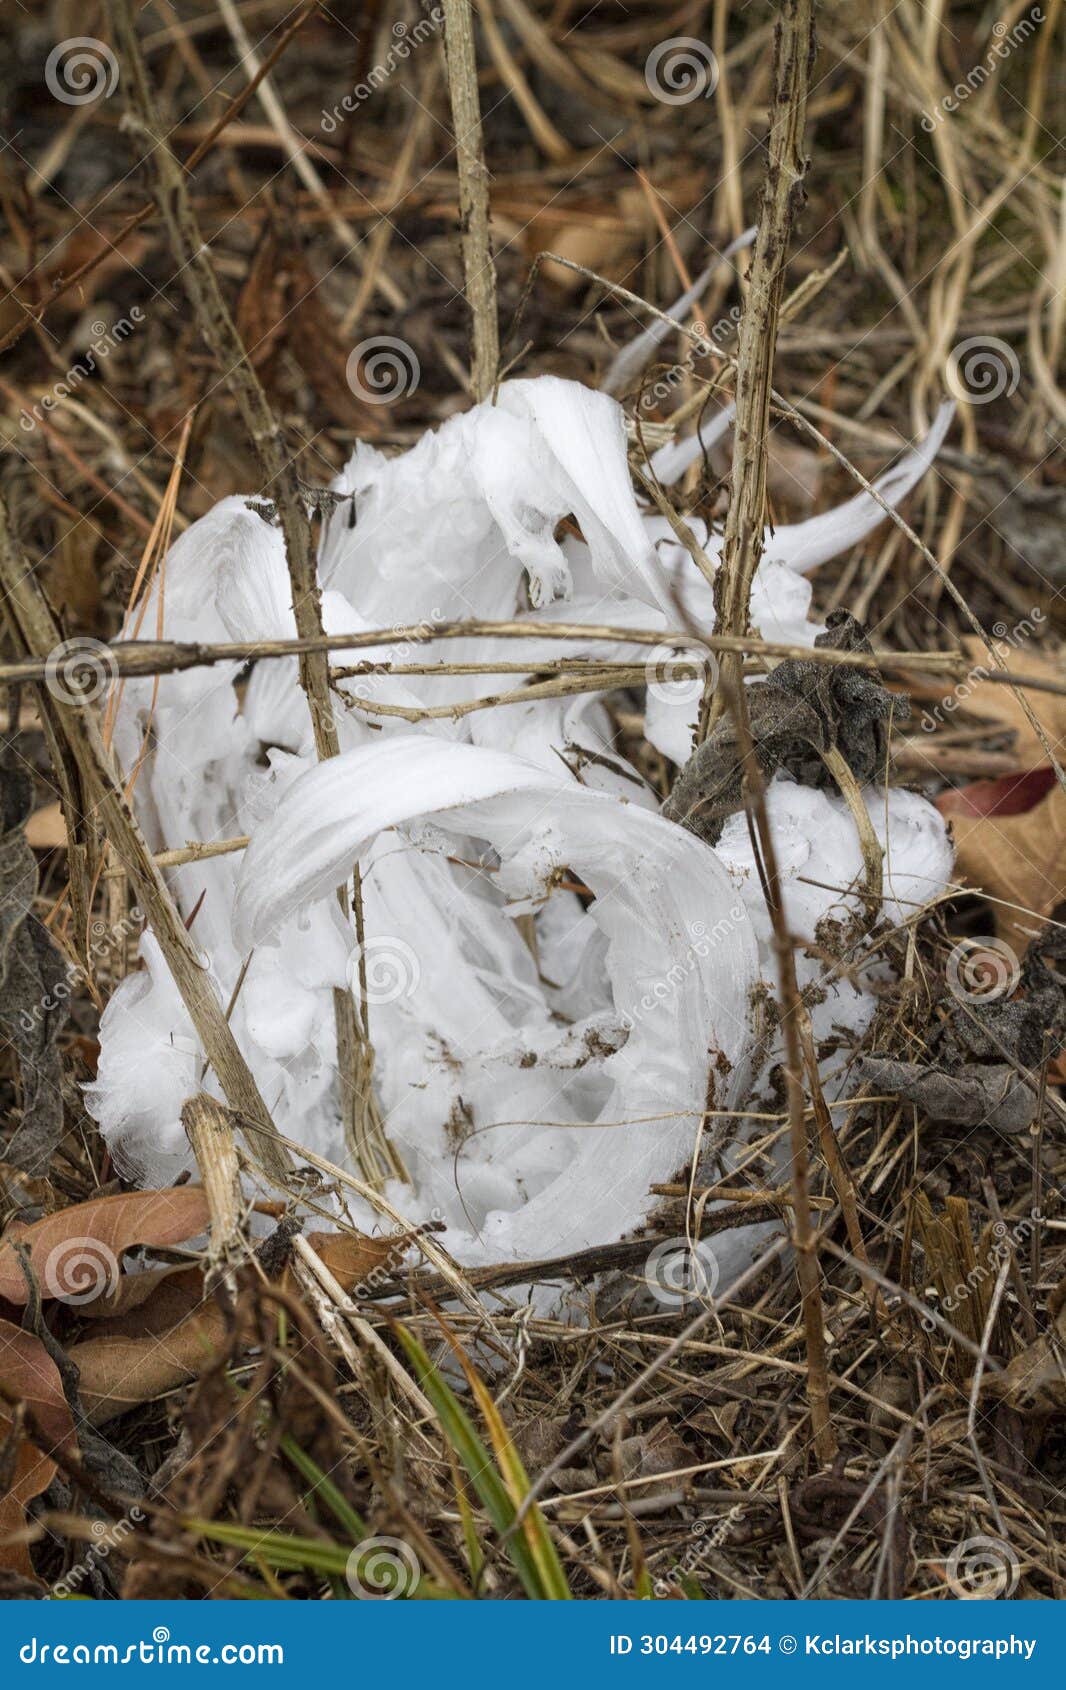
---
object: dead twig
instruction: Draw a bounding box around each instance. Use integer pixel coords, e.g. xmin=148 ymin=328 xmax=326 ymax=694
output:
xmin=441 ymin=0 xmax=499 ymax=398
xmin=710 ymin=0 xmax=816 ymax=737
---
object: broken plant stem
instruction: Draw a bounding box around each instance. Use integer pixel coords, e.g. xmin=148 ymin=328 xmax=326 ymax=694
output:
xmin=728 ymin=680 xmax=837 ymax=1463
xmin=6 ymin=624 xmax=1060 ymax=692
xmin=111 ymin=0 xmax=402 ymax=1191
xmin=710 ymin=0 xmax=816 ymax=738
xmin=441 ymin=0 xmax=499 ymax=399
xmin=182 ymin=1093 xmax=244 ymax=1267
xmin=819 ymin=744 xmax=884 ymax=911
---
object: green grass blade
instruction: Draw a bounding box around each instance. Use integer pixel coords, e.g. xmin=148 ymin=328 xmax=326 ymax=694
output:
xmin=394 ymin=1324 xmax=550 ymax=1598
xmin=279 ymin=1433 xmax=368 ymax=1542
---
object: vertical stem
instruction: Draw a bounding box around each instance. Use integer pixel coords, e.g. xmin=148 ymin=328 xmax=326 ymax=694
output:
xmin=728 ymin=680 xmax=837 ymax=1464
xmin=705 ymin=0 xmax=816 ymax=739
xmin=441 ymin=0 xmax=499 ymax=400
xmin=182 ymin=1093 xmax=243 ymax=1264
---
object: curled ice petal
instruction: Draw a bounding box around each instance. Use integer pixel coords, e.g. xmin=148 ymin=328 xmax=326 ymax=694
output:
xmin=87 ymin=373 xmax=955 ymax=1291
xmin=769 ymin=403 xmax=955 ymax=574
xmin=234 ymin=737 xmax=758 ymax=1263
xmin=648 ymin=402 xmax=736 ymax=485
xmin=602 ymin=227 xmax=756 ymax=398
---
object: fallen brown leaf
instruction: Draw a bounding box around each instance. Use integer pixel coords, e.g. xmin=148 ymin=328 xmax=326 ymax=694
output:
xmin=0 ymin=1187 xmax=210 ymax=1306
xmin=68 ymin=1227 xmax=406 ymax=1421
xmin=939 ymin=769 xmax=1066 ymax=955
xmin=983 ymin=1276 xmax=1066 ymax=1417
xmin=956 ymin=638 xmax=1066 ymax=766
xmin=303 ymin=1229 xmax=399 ymax=1286
xmin=71 ymin=1313 xmax=227 ymax=1424
xmin=0 ymin=1317 xmax=76 ymax=1574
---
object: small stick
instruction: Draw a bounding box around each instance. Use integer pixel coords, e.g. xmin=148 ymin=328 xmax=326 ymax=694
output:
xmin=4 ymin=622 xmax=1059 ymax=690
xmin=182 ymin=1093 xmax=244 ymax=1265
xmin=441 ymin=0 xmax=499 ymax=399
xmin=728 ymin=678 xmax=837 ymax=1463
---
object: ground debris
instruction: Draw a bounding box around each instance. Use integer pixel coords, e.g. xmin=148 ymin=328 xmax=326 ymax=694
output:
xmin=0 ymin=755 xmax=68 ymax=1174
xmin=664 ymin=613 xmax=900 ymax=844
xmin=859 ymin=926 xmax=1066 ymax=1134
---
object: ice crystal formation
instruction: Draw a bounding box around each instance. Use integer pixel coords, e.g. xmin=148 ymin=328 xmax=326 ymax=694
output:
xmin=88 ymin=379 xmax=954 ymax=1285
